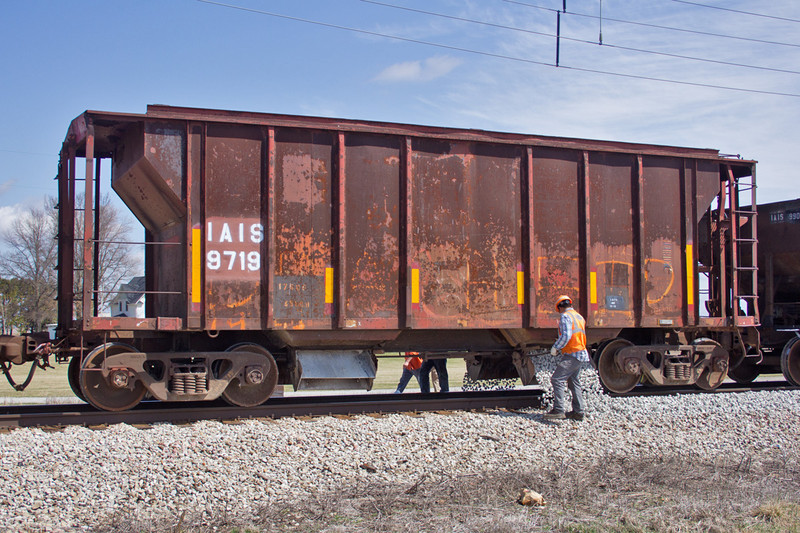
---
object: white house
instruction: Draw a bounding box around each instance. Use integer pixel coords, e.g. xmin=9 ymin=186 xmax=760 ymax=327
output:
xmin=109 ymin=276 xmax=145 ymax=318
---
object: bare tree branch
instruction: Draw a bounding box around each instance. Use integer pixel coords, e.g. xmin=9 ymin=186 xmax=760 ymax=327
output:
xmin=73 ymin=194 xmax=140 ymax=314
xmin=0 ymin=203 xmax=57 ymax=331
xmin=0 ymin=195 xmax=141 ymax=329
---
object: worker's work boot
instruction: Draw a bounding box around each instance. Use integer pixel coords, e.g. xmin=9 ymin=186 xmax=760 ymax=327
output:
xmin=544 ymin=409 xmax=565 ymax=420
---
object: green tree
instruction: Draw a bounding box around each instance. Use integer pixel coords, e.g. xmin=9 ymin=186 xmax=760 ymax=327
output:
xmin=0 ymin=278 xmax=32 ymax=334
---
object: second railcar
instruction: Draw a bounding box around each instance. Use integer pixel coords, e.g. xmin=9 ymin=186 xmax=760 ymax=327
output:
xmin=29 ymin=106 xmax=761 ymax=409
xmin=729 ymin=198 xmax=800 ymax=386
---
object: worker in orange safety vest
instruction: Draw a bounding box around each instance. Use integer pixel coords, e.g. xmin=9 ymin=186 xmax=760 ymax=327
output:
xmin=544 ymin=295 xmax=590 ymax=421
xmin=395 ymin=352 xmax=423 ymax=393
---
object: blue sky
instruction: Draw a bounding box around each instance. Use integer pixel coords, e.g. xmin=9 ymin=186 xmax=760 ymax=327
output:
xmin=1 ymin=0 xmax=798 ymax=235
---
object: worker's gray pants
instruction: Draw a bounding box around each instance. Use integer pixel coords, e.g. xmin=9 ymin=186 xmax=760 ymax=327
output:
xmin=550 ymin=355 xmax=585 ymax=414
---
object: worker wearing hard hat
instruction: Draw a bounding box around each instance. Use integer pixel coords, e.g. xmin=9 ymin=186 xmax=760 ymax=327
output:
xmin=544 ymin=295 xmax=590 ymax=421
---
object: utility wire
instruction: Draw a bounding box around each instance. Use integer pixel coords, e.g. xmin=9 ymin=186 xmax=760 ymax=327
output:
xmin=360 ymin=0 xmax=552 ymax=39
xmin=670 ymin=0 xmax=800 ymax=24
xmin=502 ymin=0 xmax=800 ymax=48
xmin=195 ymin=0 xmax=800 ymax=98
xmin=359 ymin=0 xmax=800 ymax=75
xmin=195 ymin=1 xmax=548 ymax=67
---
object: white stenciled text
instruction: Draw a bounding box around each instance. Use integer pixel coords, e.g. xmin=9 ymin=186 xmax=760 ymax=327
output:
xmin=207 ymin=222 xmax=264 ymax=244
xmin=205 ymin=220 xmax=263 ymax=272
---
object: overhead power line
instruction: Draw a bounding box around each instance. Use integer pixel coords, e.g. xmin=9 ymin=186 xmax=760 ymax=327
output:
xmin=195 ymin=0 xmax=800 ymax=98
xmin=502 ymin=0 xmax=800 ymax=49
xmin=359 ymin=0 xmax=800 ymax=75
xmin=670 ymin=0 xmax=800 ymax=24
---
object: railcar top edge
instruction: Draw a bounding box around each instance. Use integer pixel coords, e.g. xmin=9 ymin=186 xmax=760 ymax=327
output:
xmin=63 ymin=104 xmax=754 ymax=165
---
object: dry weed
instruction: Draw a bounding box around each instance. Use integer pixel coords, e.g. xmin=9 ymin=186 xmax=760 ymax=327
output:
xmin=93 ymin=451 xmax=800 ymax=532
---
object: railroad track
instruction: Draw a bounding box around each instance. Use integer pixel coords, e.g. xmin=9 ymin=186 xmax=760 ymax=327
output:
xmin=4 ymin=381 xmax=795 ymax=430
xmin=612 ymin=380 xmax=798 ymax=397
xmin=0 ymin=389 xmax=543 ymax=430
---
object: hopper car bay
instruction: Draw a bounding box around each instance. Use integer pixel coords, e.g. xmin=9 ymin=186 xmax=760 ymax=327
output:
xmin=0 ymin=105 xmax=796 ymax=411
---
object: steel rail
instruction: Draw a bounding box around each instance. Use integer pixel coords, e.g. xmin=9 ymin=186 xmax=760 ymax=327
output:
xmin=0 ymin=389 xmax=543 ymax=429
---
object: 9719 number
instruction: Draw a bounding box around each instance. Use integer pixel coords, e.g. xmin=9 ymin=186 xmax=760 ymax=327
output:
xmin=207 ymin=250 xmax=260 ymax=271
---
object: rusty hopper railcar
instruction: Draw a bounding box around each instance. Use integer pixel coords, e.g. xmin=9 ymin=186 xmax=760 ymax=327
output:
xmin=1 ymin=105 xmax=761 ymax=410
xmin=728 ymin=198 xmax=800 ymax=386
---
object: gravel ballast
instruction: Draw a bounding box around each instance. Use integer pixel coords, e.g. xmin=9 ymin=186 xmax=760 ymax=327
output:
xmin=1 ymin=356 xmax=798 ymax=532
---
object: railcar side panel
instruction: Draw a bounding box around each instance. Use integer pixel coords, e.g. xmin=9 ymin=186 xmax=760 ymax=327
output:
xmin=641 ymin=156 xmax=684 ymax=326
xmin=342 ymin=133 xmax=402 ymax=329
xmin=107 ymin=116 xmax=741 ymax=334
xmin=410 ymin=139 xmax=522 ymax=329
xmin=204 ymin=123 xmax=264 ymax=329
xmin=588 ymin=152 xmax=636 ymax=328
xmin=530 ymin=147 xmax=581 ymax=329
xmin=273 ymin=129 xmax=334 ymax=329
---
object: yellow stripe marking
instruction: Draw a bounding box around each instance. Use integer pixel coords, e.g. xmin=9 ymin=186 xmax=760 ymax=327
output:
xmin=192 ymin=228 xmax=201 ymax=303
xmin=411 ymin=268 xmax=420 ymax=304
xmin=517 ymin=271 xmax=525 ymax=305
xmin=590 ymin=271 xmax=597 ymax=305
xmin=686 ymin=244 xmax=694 ymax=306
xmin=325 ymin=267 xmax=334 ymax=304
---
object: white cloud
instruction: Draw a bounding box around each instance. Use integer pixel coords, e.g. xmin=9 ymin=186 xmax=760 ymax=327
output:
xmin=403 ymin=1 xmax=800 ymax=204
xmin=0 ymin=204 xmax=25 ymax=237
xmin=374 ymin=55 xmax=462 ymax=83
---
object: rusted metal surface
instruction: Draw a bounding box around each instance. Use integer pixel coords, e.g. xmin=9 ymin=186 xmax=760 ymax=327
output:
xmin=144 ymin=105 xmax=726 ymax=160
xmin=343 ymin=133 xmax=401 ymax=329
xmin=56 ymin=146 xmax=75 ymax=336
xmin=529 ymin=147 xmax=581 ymax=329
xmin=587 ymin=152 xmax=635 ymax=328
xmin=205 ymin=123 xmax=264 ymax=329
xmin=757 ymin=198 xmax=800 ymax=328
xmin=272 ymin=128 xmax=334 ymax=328
xmin=84 ymin=317 xmax=182 ymax=331
xmin=410 ymin=139 xmax=521 ymax=329
xmin=56 ymin=105 xmax=757 ymax=355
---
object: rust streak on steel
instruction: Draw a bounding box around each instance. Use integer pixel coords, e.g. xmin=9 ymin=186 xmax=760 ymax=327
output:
xmin=336 ymin=131 xmax=346 ymax=328
xmin=141 ymin=105 xmax=737 ymax=161
xmin=82 ymin=122 xmax=95 ymax=324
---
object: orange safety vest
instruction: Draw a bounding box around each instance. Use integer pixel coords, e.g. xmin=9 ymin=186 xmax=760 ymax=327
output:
xmin=562 ymin=308 xmax=587 ymax=354
xmin=404 ymin=354 xmax=422 ymax=370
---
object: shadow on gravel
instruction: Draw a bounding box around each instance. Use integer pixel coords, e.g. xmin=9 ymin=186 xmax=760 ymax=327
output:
xmin=96 ymin=450 xmax=800 ymax=532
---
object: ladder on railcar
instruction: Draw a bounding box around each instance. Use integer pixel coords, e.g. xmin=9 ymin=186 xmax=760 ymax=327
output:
xmin=724 ymin=164 xmax=759 ymax=327
xmin=718 ymin=165 xmax=759 ymax=326
xmin=702 ymin=164 xmax=759 ymax=327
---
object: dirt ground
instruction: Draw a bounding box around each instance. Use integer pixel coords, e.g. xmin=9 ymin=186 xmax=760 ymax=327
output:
xmin=99 ymin=450 xmax=800 ymax=533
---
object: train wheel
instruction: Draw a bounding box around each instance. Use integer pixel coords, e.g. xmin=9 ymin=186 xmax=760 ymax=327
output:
xmin=693 ymin=338 xmax=727 ymax=391
xmin=591 ymin=339 xmax=614 ymax=368
xmin=727 ymin=360 xmax=759 ymax=384
xmin=67 ymin=356 xmax=86 ymax=402
xmin=780 ymin=338 xmax=800 ymax=387
xmin=79 ymin=343 xmax=146 ymax=411
xmin=221 ymin=343 xmax=278 ymax=407
xmin=596 ymin=338 xmax=639 ymax=394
